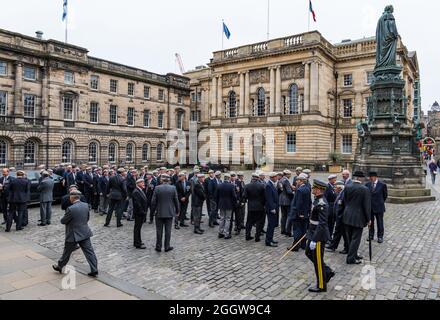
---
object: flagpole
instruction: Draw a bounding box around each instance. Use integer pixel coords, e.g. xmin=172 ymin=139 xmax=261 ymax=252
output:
xmin=222 ymin=19 xmax=224 ymax=50
xmin=308 ymin=1 xmax=311 ymax=32
xmin=65 ymin=12 xmax=68 ymax=43
xmin=267 ymin=0 xmax=270 ymax=40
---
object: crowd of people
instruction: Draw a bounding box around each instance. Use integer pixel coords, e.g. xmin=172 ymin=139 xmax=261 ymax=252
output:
xmin=0 ymin=163 xmax=388 ymax=293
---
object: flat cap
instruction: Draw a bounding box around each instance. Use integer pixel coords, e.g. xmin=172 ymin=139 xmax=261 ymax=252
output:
xmin=215 ymin=171 xmax=222 ymax=176
xmin=328 ymin=174 xmax=338 ymax=180
xmin=197 ymin=174 xmax=205 ymax=178
xmin=283 ymin=170 xmax=292 ymax=175
xmin=41 ymin=171 xmax=49 ymax=176
xmin=68 ymin=184 xmax=78 ymax=189
xmin=208 ymin=170 xmax=215 ymax=174
xmin=178 ymin=172 xmax=186 ymax=177
xmin=259 ymin=172 xmax=266 ymax=176
xmin=160 ymin=167 xmax=167 ymax=170
xmin=224 ymin=173 xmax=231 ymax=178
xmin=69 ymin=190 xmax=82 ymax=196
xmin=312 ymin=180 xmax=328 ymax=191
xmin=296 ymin=167 xmax=303 ymax=172
xmin=269 ymin=172 xmax=278 ymax=178
xmin=194 ymin=169 xmax=200 ymax=173
xmin=303 ymin=169 xmax=312 ymax=174
xmin=335 ymin=181 xmax=345 ymax=187
xmin=297 ymin=173 xmax=308 ymax=181
xmin=252 ymin=173 xmax=259 ymax=178
xmin=136 ymin=179 xmax=145 ymax=184
xmin=230 ymin=172 xmax=237 ymax=177
xmin=237 ymin=172 xmax=244 ymax=176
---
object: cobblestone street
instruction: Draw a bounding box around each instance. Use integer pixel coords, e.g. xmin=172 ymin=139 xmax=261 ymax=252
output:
xmin=1 ymin=173 xmax=439 ymax=300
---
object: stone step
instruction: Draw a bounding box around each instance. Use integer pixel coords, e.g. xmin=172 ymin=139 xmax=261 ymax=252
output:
xmin=387 ymin=196 xmax=436 ymax=204
xmin=388 ymin=189 xmax=432 ymax=197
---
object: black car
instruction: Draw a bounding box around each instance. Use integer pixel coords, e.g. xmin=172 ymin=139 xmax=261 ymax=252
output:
xmin=9 ymin=171 xmax=65 ymax=204
xmin=200 ymin=162 xmax=230 ymax=173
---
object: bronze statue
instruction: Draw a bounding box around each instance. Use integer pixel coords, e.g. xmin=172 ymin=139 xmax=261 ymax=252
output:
xmin=375 ymin=5 xmax=399 ymax=69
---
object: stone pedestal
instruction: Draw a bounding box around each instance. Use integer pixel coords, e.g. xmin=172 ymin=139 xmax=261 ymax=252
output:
xmin=353 ymin=66 xmax=435 ymax=204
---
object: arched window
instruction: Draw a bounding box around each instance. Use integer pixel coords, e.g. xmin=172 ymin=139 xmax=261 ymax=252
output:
xmin=62 ymin=141 xmax=73 ymax=164
xmin=257 ymin=88 xmax=266 ymax=116
xmin=288 ymin=84 xmax=299 ymax=114
xmin=126 ymin=143 xmax=134 ymax=163
xmin=88 ymin=142 xmax=98 ymax=163
xmin=177 ymin=112 xmax=184 ymax=130
xmin=24 ymin=140 xmax=36 ymax=165
xmin=108 ymin=143 xmax=117 ymax=163
xmin=142 ymin=144 xmax=150 ymax=162
xmin=157 ymin=143 xmax=164 ymax=161
xmin=228 ymin=91 xmax=237 ymax=118
xmin=0 ymin=140 xmax=7 ymax=165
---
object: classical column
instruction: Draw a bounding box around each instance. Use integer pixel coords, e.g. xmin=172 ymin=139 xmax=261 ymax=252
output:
xmin=310 ymin=61 xmax=319 ymax=112
xmin=270 ymin=67 xmax=275 ymax=114
xmin=244 ymin=71 xmax=250 ymax=116
xmin=304 ymin=63 xmax=310 ymax=113
xmin=217 ymin=75 xmax=223 ymax=117
xmin=275 ymin=66 xmax=282 ymax=114
xmin=239 ymin=72 xmax=245 ymax=116
xmin=14 ymin=62 xmax=23 ymax=117
xmin=211 ymin=77 xmax=217 ymax=118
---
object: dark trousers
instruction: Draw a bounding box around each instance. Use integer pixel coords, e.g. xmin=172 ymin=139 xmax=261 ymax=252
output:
xmin=245 ymin=210 xmax=265 ymax=239
xmin=292 ymin=219 xmax=308 ymax=249
xmin=345 ymin=225 xmax=363 ymax=263
xmin=91 ymin=192 xmax=99 ymax=210
xmin=208 ymin=198 xmax=218 ymax=225
xmin=7 ymin=203 xmax=26 ymax=231
xmin=235 ymin=205 xmax=245 ymax=230
xmin=84 ymin=189 xmax=92 ymax=206
xmin=155 ymin=217 xmax=173 ymax=250
xmin=178 ymin=202 xmax=189 ymax=225
xmin=327 ymin=206 xmax=336 ymax=239
xmin=280 ymin=205 xmax=292 ymax=235
xmin=40 ymin=202 xmax=52 ymax=225
xmin=193 ymin=206 xmax=203 ymax=230
xmin=133 ymin=215 xmax=145 ymax=247
xmin=105 ymin=199 xmax=123 ymax=226
xmin=369 ymin=211 xmax=384 ymax=239
xmin=1 ymin=197 xmax=8 ymax=223
xmin=58 ymin=238 xmax=98 ymax=273
xmin=265 ymin=211 xmax=279 ymax=244
xmin=305 ymin=240 xmax=332 ymax=290
xmin=330 ymin=217 xmax=348 ymax=251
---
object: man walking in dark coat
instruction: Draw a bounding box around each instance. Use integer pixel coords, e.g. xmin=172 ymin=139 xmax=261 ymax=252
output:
xmin=0 ymin=168 xmax=12 ymax=225
xmin=279 ymin=170 xmax=294 ymax=236
xmin=98 ymin=170 xmax=110 ymax=215
xmin=151 ymin=174 xmax=180 ymax=252
xmin=206 ymin=170 xmax=220 ymax=228
xmin=132 ymin=179 xmax=148 ymax=249
xmin=216 ymin=173 xmax=237 ymax=240
xmin=53 ymin=191 xmax=98 ymax=277
xmin=366 ymin=172 xmax=388 ymax=243
xmin=305 ymin=180 xmax=335 ymax=293
xmin=265 ymin=172 xmax=280 ymax=247
xmin=145 ymin=172 xmax=157 ymax=224
xmin=192 ymin=174 xmax=206 ymax=235
xmin=104 ymin=168 xmax=127 ymax=228
xmin=244 ymin=173 xmax=266 ymax=242
xmin=175 ymin=173 xmax=190 ymax=228
xmin=6 ymin=171 xmax=30 ymax=232
xmin=340 ymin=171 xmax=371 ymax=265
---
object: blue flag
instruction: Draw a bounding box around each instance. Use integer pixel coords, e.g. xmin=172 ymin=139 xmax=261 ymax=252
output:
xmin=62 ymin=0 xmax=68 ymax=21
xmin=223 ymin=22 xmax=231 ymax=39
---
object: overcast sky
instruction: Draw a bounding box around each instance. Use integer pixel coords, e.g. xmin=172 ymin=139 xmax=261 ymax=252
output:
xmin=0 ymin=0 xmax=437 ymax=112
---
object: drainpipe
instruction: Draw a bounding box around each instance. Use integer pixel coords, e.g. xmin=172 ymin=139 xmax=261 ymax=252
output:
xmin=333 ymin=69 xmax=339 ymax=153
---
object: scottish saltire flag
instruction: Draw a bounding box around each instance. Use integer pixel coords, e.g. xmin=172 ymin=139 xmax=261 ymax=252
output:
xmin=309 ymin=0 xmax=317 ymax=22
xmin=223 ymin=22 xmax=231 ymax=39
xmin=62 ymin=0 xmax=68 ymax=21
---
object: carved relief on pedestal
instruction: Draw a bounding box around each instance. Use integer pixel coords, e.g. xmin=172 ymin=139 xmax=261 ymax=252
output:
xmin=222 ymin=73 xmax=239 ymax=87
xmin=250 ymin=69 xmax=269 ymax=84
xmin=281 ymin=64 xmax=305 ymax=81
xmin=371 ymin=137 xmax=392 ymax=154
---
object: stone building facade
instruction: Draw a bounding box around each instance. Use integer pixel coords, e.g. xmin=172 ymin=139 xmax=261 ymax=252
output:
xmin=186 ymin=31 xmax=420 ymax=170
xmin=0 ymin=28 xmax=190 ymax=169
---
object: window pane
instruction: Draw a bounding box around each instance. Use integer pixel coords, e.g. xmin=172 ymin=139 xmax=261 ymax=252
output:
xmin=343 ymin=99 xmax=353 ymax=118
xmin=144 ymin=86 xmax=150 ymax=99
xmin=90 ymin=76 xmax=99 ymax=90
xmin=286 ymin=133 xmax=296 ymax=153
xmin=143 ymin=110 xmax=150 ymax=127
xmin=228 ymin=91 xmax=236 ymax=118
xmin=108 ymin=143 xmax=117 ymax=163
xmin=0 ymin=141 xmax=7 ymax=165
xmin=158 ymin=112 xmax=164 ymax=128
xmin=23 ymin=66 xmax=36 ymax=80
xmin=0 ymin=91 xmax=7 ymax=116
xmin=157 ymin=144 xmax=163 ymax=161
xmin=257 ymin=88 xmax=265 ymax=116
xmin=342 ymin=135 xmax=353 ymax=154
xmin=24 ymin=95 xmax=36 ymax=118
xmin=110 ymin=105 xmax=117 ymax=124
xmin=344 ymin=74 xmax=353 ymax=86
xmin=128 ymin=83 xmax=134 ymax=96
xmin=0 ymin=61 xmax=6 ymax=75
xmin=64 ymin=71 xmax=74 ymax=84
xmin=126 ymin=144 xmax=134 ymax=162
xmin=62 ymin=142 xmax=73 ymax=163
xmin=24 ymin=141 xmax=36 ymax=164
xmin=142 ymin=144 xmax=149 ymax=162
xmin=89 ymin=143 xmax=98 ymax=163
xmin=177 ymin=112 xmax=184 ymax=129
xmin=158 ymin=89 xmax=164 ymax=101
xmin=90 ymin=102 xmax=98 ymax=123
xmin=63 ymin=96 xmax=74 ymax=120
xmin=127 ymin=107 xmax=134 ymax=126
xmin=289 ymin=84 xmax=298 ymax=114
xmin=110 ymin=79 xmax=118 ymax=93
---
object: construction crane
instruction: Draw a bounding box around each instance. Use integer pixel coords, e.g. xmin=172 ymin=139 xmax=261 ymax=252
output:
xmin=175 ymin=53 xmax=185 ymax=74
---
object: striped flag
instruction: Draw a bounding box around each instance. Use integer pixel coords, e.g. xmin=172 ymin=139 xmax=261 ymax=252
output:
xmin=62 ymin=0 xmax=68 ymax=21
xmin=309 ymin=0 xmax=317 ymax=22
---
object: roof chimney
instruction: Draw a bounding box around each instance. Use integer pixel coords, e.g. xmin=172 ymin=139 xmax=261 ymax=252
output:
xmin=36 ymin=31 xmax=43 ymax=40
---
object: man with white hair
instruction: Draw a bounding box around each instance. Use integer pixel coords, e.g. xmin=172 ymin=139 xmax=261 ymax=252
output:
xmin=342 ymin=170 xmax=352 ymax=186
xmin=37 ymin=171 xmax=54 ymax=226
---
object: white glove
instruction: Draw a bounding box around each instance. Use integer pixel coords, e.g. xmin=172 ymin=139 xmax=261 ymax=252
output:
xmin=271 ymin=209 xmax=276 ymax=214
xmin=309 ymin=241 xmax=317 ymax=251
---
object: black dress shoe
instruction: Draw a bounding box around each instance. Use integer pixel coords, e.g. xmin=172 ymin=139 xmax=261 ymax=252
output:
xmin=235 ymin=231 xmax=241 ymax=236
xmin=165 ymin=247 xmax=174 ymax=253
xmin=175 ymin=225 xmax=180 ymax=230
xmin=272 ymin=241 xmax=279 ymax=244
xmin=224 ymin=235 xmax=232 ymax=240
xmin=255 ymin=238 xmax=261 ymax=243
xmin=1 ymin=221 xmax=5 ymax=225
xmin=180 ymin=224 xmax=189 ymax=228
xmin=356 ymin=255 xmax=364 ymax=260
xmin=308 ymin=286 xmax=327 ymax=293
xmin=52 ymin=265 xmax=62 ymax=274
xmin=88 ymin=271 xmax=98 ymax=278
xmin=198 ymin=228 xmax=205 ymax=232
xmin=218 ymin=234 xmax=225 ymax=239
xmin=246 ymin=236 xmax=254 ymax=241
xmin=148 ymin=221 xmax=153 ymax=225
xmin=16 ymin=228 xmax=23 ymax=231
xmin=185 ymin=217 xmax=190 ymax=221
xmin=261 ymin=230 xmax=266 ymax=234
xmin=194 ymin=230 xmax=203 ymax=235
xmin=135 ymin=245 xmax=147 ymax=249
xmin=38 ymin=223 xmax=46 ymax=227
xmin=325 ymin=247 xmax=336 ymax=252
xmin=339 ymin=250 xmax=348 ymax=254
xmin=327 ymin=271 xmax=336 ymax=283
xmin=347 ymin=260 xmax=362 ymax=265
xmin=104 ymin=224 xmax=110 ymax=227
xmin=155 ymin=248 xmax=162 ymax=252
xmin=117 ymin=224 xmax=123 ymax=228
xmin=378 ymin=238 xmax=384 ymax=243
xmin=266 ymin=242 xmax=278 ymax=247
xmin=213 ymin=222 xmax=219 ymax=226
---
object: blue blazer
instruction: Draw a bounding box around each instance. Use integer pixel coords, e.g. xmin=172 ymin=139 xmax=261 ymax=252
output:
xmin=216 ymin=182 xmax=237 ymax=211
xmin=265 ymin=181 xmax=279 ymax=213
xmin=365 ymin=181 xmax=388 ymax=214
xmin=289 ymin=184 xmax=312 ymax=220
xmin=8 ymin=178 xmax=31 ymax=204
